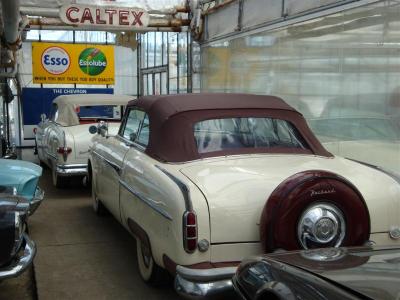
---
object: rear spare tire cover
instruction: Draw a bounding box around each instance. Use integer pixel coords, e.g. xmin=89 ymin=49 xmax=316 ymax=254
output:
xmin=260 ymin=170 xmax=370 ymax=252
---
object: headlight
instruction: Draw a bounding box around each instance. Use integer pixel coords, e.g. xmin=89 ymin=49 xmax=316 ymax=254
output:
xmin=11 ymin=212 xmax=25 ymax=256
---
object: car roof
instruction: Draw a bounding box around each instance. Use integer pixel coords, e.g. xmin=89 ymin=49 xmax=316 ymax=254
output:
xmin=54 ymin=94 xmax=134 ymax=106
xmin=130 ymin=93 xmax=297 ymax=119
xmin=125 ymin=93 xmax=332 ymax=162
xmin=53 ymin=94 xmax=134 ymax=126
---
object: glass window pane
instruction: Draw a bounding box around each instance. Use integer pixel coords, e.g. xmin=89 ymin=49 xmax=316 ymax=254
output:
xmin=168 ymin=33 xmax=178 ymax=94
xmin=148 ymin=74 xmax=153 ymax=95
xmin=154 ymin=73 xmax=161 ymax=95
xmin=162 ymin=32 xmax=168 ymax=65
xmin=123 ymin=109 xmax=144 ymax=140
xmin=26 ymin=30 xmax=40 ymax=40
xmin=148 ymin=32 xmax=155 ymax=68
xmin=75 ymin=31 xmax=107 ymax=43
xmin=141 ymin=34 xmax=148 ymax=68
xmin=194 ymin=118 xmax=309 ymax=154
xmin=40 ymin=30 xmax=74 ymax=42
xmin=143 ymin=74 xmax=148 ymax=95
xmin=161 ymin=72 xmax=167 ymax=94
xmin=169 ymin=78 xmax=177 ymax=94
xmin=155 ymin=32 xmax=163 ymax=66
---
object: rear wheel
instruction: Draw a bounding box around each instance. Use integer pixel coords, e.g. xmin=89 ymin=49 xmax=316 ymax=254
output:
xmin=136 ymin=238 xmax=170 ymax=286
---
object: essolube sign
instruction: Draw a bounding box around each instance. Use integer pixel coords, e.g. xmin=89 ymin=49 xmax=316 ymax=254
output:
xmin=41 ymin=46 xmax=71 ymax=75
xmin=78 ymin=48 xmax=107 ymax=76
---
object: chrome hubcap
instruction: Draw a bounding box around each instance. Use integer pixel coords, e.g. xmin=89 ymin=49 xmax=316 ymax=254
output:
xmin=297 ymin=203 xmax=345 ymax=249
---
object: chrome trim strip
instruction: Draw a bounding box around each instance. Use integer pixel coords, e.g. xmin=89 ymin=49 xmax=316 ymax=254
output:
xmin=0 ymin=234 xmax=36 ymax=280
xmin=115 ymin=135 xmax=146 ymax=152
xmin=155 ymin=165 xmax=192 ymax=211
xmin=176 ymin=265 xmax=236 ymax=282
xmin=91 ymin=150 xmax=121 ymax=175
xmin=57 ymin=164 xmax=87 ymax=169
xmin=45 ymin=151 xmax=57 ymax=160
xmin=119 ymin=179 xmax=173 ymax=221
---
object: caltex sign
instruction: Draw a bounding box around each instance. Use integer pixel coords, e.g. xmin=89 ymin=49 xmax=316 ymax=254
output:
xmin=32 ymin=42 xmax=114 ymax=85
xmin=60 ymin=4 xmax=150 ymax=28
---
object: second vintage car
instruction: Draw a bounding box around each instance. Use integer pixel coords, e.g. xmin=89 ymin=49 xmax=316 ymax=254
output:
xmin=0 ymin=193 xmax=36 ymax=280
xmin=35 ymin=94 xmax=134 ymax=187
xmin=88 ymin=93 xmax=400 ymax=297
xmin=0 ymin=158 xmax=43 ymax=215
xmin=232 ymin=246 xmax=400 ymax=300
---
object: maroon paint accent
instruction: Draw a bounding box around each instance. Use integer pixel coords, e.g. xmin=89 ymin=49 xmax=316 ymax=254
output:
xmin=127 ymin=218 xmax=152 ymax=255
xmin=125 ymin=93 xmax=332 ymax=162
xmin=95 ymin=9 xmax=106 ymax=24
xmin=66 ymin=7 xmax=79 ymax=23
xmin=104 ymin=9 xmax=117 ymax=24
xmin=119 ymin=10 xmax=129 ymax=25
xmin=260 ymin=170 xmax=370 ymax=253
xmin=80 ymin=8 xmax=94 ymax=24
xmin=132 ymin=11 xmax=144 ymax=26
xmin=162 ymin=254 xmax=239 ymax=275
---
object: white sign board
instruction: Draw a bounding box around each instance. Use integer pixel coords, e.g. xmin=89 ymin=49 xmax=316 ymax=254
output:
xmin=60 ymin=4 xmax=150 ymax=28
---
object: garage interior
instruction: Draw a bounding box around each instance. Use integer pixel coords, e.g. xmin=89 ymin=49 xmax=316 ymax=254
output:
xmin=0 ymin=0 xmax=399 ymax=299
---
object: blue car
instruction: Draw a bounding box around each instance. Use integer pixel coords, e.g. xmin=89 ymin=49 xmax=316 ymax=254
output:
xmin=0 ymin=158 xmax=44 ymax=215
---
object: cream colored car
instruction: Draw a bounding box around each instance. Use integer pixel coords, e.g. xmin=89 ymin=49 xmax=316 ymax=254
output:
xmin=88 ymin=93 xmax=400 ymax=298
xmin=35 ymin=94 xmax=133 ymax=187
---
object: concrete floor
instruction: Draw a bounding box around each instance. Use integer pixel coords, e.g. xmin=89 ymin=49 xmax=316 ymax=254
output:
xmin=2 ymin=150 xmax=180 ymax=300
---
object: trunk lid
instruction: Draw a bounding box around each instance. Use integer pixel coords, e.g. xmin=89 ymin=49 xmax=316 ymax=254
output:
xmin=63 ymin=123 xmax=121 ymax=162
xmin=179 ymin=154 xmax=398 ymax=243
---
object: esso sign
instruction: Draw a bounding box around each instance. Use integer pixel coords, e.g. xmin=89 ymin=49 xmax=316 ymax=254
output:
xmin=41 ymin=47 xmax=70 ymax=75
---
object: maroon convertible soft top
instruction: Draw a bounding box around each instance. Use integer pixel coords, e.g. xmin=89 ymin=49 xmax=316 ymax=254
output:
xmin=126 ymin=93 xmax=332 ymax=162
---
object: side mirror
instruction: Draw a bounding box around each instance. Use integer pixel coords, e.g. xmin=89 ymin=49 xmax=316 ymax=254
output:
xmin=88 ymin=125 xmax=98 ymax=134
xmin=129 ymin=132 xmax=137 ymax=142
xmin=98 ymin=122 xmax=109 ymax=138
xmin=40 ymin=114 xmax=47 ymax=122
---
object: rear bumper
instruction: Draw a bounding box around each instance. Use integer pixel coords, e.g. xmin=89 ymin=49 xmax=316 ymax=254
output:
xmin=56 ymin=164 xmax=87 ymax=177
xmin=175 ymin=265 xmax=237 ymax=299
xmin=29 ymin=186 xmax=44 ymax=215
xmin=0 ymin=234 xmax=36 ymax=280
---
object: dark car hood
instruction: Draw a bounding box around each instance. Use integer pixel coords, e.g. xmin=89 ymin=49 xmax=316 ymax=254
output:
xmin=267 ymin=247 xmax=400 ymax=300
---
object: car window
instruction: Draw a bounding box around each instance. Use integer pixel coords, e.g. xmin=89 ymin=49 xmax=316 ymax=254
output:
xmin=77 ymin=105 xmax=123 ymax=121
xmin=122 ymin=109 xmax=145 ymax=141
xmin=136 ymin=114 xmax=149 ymax=146
xmin=194 ymin=117 xmax=309 ymax=154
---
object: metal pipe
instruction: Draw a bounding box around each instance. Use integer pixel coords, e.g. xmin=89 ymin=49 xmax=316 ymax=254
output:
xmin=27 ymin=25 xmax=185 ymax=33
xmin=29 ymin=16 xmax=190 ymax=28
xmin=20 ymin=6 xmax=59 ymax=18
xmin=1 ymin=0 xmax=21 ymax=47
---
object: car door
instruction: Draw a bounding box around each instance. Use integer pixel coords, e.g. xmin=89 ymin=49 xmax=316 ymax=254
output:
xmin=95 ymin=108 xmax=145 ymax=221
xmin=119 ymin=114 xmax=172 ymax=234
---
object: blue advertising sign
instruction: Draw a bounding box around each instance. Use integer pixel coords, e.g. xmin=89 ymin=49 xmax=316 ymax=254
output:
xmin=22 ymin=87 xmax=113 ymax=126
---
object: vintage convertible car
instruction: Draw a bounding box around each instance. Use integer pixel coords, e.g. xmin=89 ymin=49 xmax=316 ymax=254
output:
xmin=232 ymin=246 xmax=400 ymax=300
xmin=0 ymin=158 xmax=43 ymax=215
xmin=0 ymin=194 xmax=36 ymax=280
xmin=308 ymin=115 xmax=400 ymax=175
xmin=35 ymin=94 xmax=133 ymax=187
xmin=88 ymin=93 xmax=400 ymax=297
